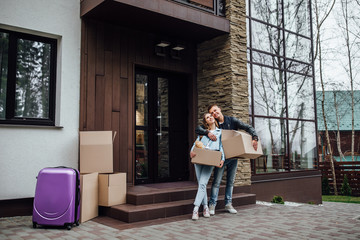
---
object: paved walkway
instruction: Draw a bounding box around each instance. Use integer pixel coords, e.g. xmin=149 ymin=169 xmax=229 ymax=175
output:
xmin=1 ymin=202 xmax=360 ymax=240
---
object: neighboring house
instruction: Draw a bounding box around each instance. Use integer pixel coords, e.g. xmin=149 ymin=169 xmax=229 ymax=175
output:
xmin=317 ymin=90 xmax=360 ymax=160
xmin=0 ymin=0 xmax=321 ymax=218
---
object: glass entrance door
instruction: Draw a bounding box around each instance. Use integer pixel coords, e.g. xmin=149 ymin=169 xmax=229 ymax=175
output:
xmin=135 ymin=69 xmax=189 ymax=184
xmin=135 ymin=71 xmax=169 ymax=183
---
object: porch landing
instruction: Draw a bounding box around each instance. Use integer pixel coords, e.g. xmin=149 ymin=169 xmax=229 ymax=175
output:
xmin=99 ymin=181 xmax=256 ymax=223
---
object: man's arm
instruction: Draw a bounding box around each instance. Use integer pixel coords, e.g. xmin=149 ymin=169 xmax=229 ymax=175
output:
xmin=232 ymin=117 xmax=258 ymax=141
xmin=195 ymin=125 xmax=217 ymax=141
xmin=231 ymin=117 xmax=259 ymax=150
xmin=195 ymin=125 xmax=208 ymax=136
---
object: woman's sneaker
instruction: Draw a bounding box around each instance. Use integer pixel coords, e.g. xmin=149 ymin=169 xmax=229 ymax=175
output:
xmin=209 ymin=205 xmax=216 ymax=215
xmin=192 ymin=210 xmax=199 ymax=220
xmin=225 ymin=204 xmax=237 ymax=214
xmin=203 ymin=206 xmax=210 ymax=218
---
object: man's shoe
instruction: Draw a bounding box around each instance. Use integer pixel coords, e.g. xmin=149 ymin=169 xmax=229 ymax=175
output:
xmin=209 ymin=205 xmax=215 ymax=215
xmin=225 ymin=204 xmax=237 ymax=214
xmin=203 ymin=206 xmax=210 ymax=218
xmin=192 ymin=210 xmax=199 ymax=220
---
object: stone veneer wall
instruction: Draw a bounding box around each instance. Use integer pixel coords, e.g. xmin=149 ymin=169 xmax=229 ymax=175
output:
xmin=197 ymin=0 xmax=251 ymax=186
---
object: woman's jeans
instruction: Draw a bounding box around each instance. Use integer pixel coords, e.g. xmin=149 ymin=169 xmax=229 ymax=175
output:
xmin=209 ymin=159 xmax=238 ymax=206
xmin=194 ymin=164 xmax=214 ymax=207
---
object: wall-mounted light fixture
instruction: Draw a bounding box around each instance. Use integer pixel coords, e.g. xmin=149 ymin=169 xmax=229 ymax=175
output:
xmin=155 ymin=40 xmax=170 ymax=57
xmin=170 ymin=44 xmax=185 ymax=60
xmin=156 ymin=41 xmax=170 ymax=48
xmin=172 ymin=44 xmax=185 ymax=51
xmin=155 ymin=41 xmax=186 ymax=59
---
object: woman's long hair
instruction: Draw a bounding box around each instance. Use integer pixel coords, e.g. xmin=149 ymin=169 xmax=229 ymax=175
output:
xmin=202 ymin=113 xmax=219 ymax=130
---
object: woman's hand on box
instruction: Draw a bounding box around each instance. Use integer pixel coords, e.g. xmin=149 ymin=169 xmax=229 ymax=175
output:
xmin=218 ymin=160 xmax=224 ymax=168
xmin=190 ymin=151 xmax=196 ymax=158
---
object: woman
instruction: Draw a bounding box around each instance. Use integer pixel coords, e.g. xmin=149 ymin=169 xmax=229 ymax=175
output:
xmin=189 ymin=113 xmax=225 ymax=220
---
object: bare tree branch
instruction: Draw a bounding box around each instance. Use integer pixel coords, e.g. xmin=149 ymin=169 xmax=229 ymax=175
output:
xmin=314 ymin=0 xmax=338 ymax=194
xmin=314 ymin=0 xmax=337 ymax=60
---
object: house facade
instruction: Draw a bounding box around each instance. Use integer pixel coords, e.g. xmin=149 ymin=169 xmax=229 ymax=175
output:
xmin=317 ymin=90 xmax=360 ymax=160
xmin=0 ymin=0 xmax=321 ymax=217
xmin=0 ymin=0 xmax=81 ymax=214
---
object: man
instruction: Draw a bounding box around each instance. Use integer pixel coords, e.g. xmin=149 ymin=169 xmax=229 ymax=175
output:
xmin=195 ymin=104 xmax=258 ymax=215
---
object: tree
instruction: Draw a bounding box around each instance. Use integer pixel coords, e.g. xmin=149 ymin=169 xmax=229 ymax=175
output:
xmin=333 ymin=91 xmax=345 ymax=161
xmin=340 ymin=174 xmax=352 ymax=196
xmin=313 ymin=0 xmax=338 ymax=194
xmin=337 ymin=0 xmax=359 ymax=161
xmin=16 ymin=39 xmax=51 ymax=118
xmin=0 ymin=32 xmax=9 ymax=119
xmin=322 ymin=176 xmax=331 ymax=195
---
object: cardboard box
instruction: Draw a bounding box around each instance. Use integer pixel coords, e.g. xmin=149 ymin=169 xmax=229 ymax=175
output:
xmin=222 ymin=130 xmax=263 ymax=159
xmin=80 ymin=131 xmax=114 ymax=173
xmin=80 ymin=172 xmax=98 ymax=223
xmin=191 ymin=147 xmax=222 ymax=166
xmin=98 ymin=173 xmax=127 ymax=206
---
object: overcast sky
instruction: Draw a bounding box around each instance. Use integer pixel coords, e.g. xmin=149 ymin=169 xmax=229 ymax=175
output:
xmin=314 ymin=0 xmax=360 ymax=91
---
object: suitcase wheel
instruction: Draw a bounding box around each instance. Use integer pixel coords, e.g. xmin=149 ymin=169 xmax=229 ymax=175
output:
xmin=66 ymin=224 xmax=72 ymax=230
xmin=33 ymin=222 xmax=37 ymax=229
xmin=76 ymin=221 xmax=80 ymax=226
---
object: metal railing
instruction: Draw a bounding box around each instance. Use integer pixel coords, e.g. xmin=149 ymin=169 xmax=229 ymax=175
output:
xmin=172 ymin=0 xmax=225 ymax=16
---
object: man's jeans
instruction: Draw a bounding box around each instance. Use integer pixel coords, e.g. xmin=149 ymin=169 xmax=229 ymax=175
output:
xmin=209 ymin=159 xmax=238 ymax=206
xmin=194 ymin=164 xmax=214 ymax=207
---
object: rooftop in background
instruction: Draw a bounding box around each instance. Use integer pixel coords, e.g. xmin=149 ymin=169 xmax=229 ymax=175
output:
xmin=317 ymin=90 xmax=360 ymax=131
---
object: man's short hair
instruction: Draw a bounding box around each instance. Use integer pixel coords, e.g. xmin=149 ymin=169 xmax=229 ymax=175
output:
xmin=207 ymin=104 xmax=218 ymax=112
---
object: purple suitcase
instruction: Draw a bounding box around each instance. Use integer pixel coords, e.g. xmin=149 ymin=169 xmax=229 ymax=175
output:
xmin=32 ymin=167 xmax=80 ymax=230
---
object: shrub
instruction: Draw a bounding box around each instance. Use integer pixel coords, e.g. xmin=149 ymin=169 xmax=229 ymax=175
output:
xmin=322 ymin=177 xmax=330 ymax=195
xmin=341 ymin=174 xmax=352 ymax=196
xmin=271 ymin=195 xmax=284 ymax=204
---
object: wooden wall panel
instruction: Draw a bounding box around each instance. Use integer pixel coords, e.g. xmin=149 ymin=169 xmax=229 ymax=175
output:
xmin=127 ymin=65 xmax=134 ymax=183
xmin=104 ymin=24 xmax=113 ymax=52
xmin=119 ymin=77 xmax=129 ymax=175
xmin=85 ymin=22 xmax=97 ymax=130
xmin=112 ymin=29 xmax=121 ymax=112
xmin=104 ymin=51 xmax=113 ymax=130
xmin=96 ymin=22 xmax=105 ymax=76
xmin=120 ymin=32 xmax=128 ymax=79
xmin=135 ymin=32 xmax=142 ymax=64
xmin=95 ymin=75 xmax=105 ymax=130
xmin=112 ymin=112 xmax=120 ymax=172
xmin=80 ymin=21 xmax=88 ymax=131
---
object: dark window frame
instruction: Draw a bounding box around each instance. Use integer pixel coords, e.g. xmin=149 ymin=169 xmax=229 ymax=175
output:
xmin=0 ymin=28 xmax=57 ymax=126
xmin=247 ymin=0 xmax=318 ymax=175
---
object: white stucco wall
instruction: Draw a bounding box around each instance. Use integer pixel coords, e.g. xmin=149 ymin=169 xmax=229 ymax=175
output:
xmin=0 ymin=0 xmax=81 ymax=200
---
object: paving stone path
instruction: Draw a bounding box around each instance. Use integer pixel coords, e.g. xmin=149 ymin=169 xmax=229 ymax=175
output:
xmin=1 ymin=202 xmax=359 ymax=239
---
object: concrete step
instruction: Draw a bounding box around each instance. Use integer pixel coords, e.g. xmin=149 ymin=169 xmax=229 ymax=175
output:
xmin=100 ymin=192 xmax=256 ymax=223
xmin=126 ymin=183 xmax=198 ymax=205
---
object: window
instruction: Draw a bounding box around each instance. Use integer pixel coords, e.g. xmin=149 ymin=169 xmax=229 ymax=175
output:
xmin=0 ymin=29 xmax=57 ymax=126
xmin=247 ymin=0 xmax=317 ymax=174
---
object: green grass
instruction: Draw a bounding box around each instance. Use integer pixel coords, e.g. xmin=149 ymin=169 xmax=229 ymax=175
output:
xmin=322 ymin=195 xmax=360 ymax=204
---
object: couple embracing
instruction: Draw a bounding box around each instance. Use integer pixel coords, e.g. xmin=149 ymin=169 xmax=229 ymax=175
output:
xmin=189 ymin=104 xmax=259 ymax=220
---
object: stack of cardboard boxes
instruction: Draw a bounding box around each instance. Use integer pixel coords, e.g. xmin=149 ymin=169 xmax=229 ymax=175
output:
xmin=79 ymin=131 xmax=127 ymax=223
xmin=191 ymin=130 xmax=263 ymax=166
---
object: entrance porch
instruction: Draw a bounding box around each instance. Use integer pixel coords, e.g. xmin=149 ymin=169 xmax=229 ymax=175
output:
xmin=98 ymin=181 xmax=255 ymax=223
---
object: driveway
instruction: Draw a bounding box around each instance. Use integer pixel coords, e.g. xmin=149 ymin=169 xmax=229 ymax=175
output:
xmin=1 ymin=201 xmax=359 ymax=239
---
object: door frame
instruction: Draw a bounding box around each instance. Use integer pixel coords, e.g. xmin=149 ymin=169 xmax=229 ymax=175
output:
xmin=134 ymin=66 xmax=195 ymax=184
